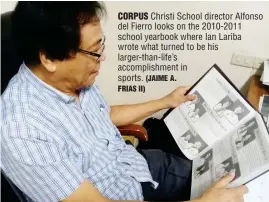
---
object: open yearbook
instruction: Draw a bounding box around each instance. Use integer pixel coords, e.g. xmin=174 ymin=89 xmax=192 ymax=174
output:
xmin=163 ymin=64 xmax=269 ymax=200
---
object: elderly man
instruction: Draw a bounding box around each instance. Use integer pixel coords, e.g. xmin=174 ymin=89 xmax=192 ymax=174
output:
xmin=1 ymin=2 xmax=248 ymax=202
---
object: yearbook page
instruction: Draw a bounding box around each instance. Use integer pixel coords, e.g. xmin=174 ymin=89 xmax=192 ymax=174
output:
xmin=190 ymin=114 xmax=269 ymax=199
xmin=164 ymin=65 xmax=255 ymax=160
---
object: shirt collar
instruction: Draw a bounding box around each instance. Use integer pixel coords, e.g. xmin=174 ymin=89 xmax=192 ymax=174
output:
xmin=20 ymin=62 xmax=76 ymax=104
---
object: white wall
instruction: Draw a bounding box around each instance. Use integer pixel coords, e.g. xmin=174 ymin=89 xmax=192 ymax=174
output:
xmin=1 ymin=1 xmax=17 ymax=13
xmin=2 ymin=1 xmax=269 ymax=120
xmin=98 ymin=1 xmax=269 ymax=119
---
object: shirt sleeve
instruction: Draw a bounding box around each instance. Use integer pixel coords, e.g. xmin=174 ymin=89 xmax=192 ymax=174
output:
xmin=1 ymin=121 xmax=84 ymax=202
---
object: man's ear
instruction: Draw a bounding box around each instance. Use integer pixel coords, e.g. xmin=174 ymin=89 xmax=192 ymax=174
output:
xmin=39 ymin=52 xmax=56 ymax=73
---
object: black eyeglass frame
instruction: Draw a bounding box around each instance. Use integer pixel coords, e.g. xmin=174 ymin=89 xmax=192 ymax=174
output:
xmin=77 ymin=35 xmax=106 ymax=61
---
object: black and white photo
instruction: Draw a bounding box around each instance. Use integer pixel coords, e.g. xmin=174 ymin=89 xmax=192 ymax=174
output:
xmin=214 ymin=96 xmax=233 ymax=117
xmin=235 ymin=131 xmax=256 ymax=150
xmin=188 ymin=105 xmax=207 ymax=122
xmin=235 ymin=118 xmax=257 ymax=150
xmin=259 ymin=95 xmax=269 ymax=122
xmin=178 ymin=130 xmax=208 ymax=156
xmin=223 ymin=100 xmax=250 ymax=125
xmin=194 ymin=149 xmax=213 ymax=178
xmin=215 ymin=157 xmax=234 ymax=179
xmin=237 ymin=118 xmax=258 ymax=135
xmin=233 ymin=163 xmax=241 ymax=180
xmin=185 ymin=91 xmax=205 ymax=112
xmin=215 ymin=157 xmax=241 ymax=180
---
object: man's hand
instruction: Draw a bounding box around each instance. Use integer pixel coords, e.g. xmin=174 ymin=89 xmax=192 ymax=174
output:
xmin=161 ymin=86 xmax=196 ymax=108
xmin=197 ymin=171 xmax=248 ymax=202
xmin=110 ymin=86 xmax=196 ymax=126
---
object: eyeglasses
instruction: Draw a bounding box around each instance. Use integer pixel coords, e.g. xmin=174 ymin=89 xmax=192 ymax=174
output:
xmin=77 ymin=35 xmax=106 ymax=61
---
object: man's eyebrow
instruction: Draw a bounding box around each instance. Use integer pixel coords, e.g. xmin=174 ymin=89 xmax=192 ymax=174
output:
xmin=85 ymin=38 xmax=102 ymax=50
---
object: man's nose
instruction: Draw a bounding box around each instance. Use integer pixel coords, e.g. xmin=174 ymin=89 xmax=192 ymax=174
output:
xmin=99 ymin=52 xmax=106 ymax=62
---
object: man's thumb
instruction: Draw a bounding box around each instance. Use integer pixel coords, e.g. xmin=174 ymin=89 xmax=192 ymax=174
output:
xmin=185 ymin=94 xmax=196 ymax=102
xmin=214 ymin=171 xmax=235 ymax=188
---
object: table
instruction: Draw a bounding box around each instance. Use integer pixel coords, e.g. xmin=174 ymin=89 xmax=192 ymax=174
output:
xmin=247 ymin=75 xmax=269 ymax=110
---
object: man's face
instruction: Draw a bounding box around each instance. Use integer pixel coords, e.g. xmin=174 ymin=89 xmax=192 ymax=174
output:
xmin=248 ymin=121 xmax=255 ymax=128
xmin=243 ymin=134 xmax=251 ymax=141
xmin=223 ymin=102 xmax=230 ymax=108
xmin=185 ymin=134 xmax=191 ymax=140
xmin=55 ymin=22 xmax=105 ymax=89
xmin=205 ymin=153 xmax=211 ymax=159
xmin=234 ymin=107 xmax=244 ymax=114
xmin=194 ymin=142 xmax=202 ymax=149
xmin=193 ymin=96 xmax=199 ymax=104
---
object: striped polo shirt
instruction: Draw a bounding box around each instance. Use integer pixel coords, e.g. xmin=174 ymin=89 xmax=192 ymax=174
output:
xmin=1 ymin=63 xmax=158 ymax=202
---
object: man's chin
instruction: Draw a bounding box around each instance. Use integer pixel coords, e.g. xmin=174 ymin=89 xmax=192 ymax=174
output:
xmin=80 ymin=73 xmax=99 ymax=88
xmin=82 ymin=79 xmax=96 ymax=88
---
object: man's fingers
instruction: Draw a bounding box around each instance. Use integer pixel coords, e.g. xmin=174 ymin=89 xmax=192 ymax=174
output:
xmin=185 ymin=94 xmax=196 ymax=102
xmin=179 ymin=86 xmax=196 ymax=101
xmin=230 ymin=185 xmax=249 ymax=195
xmin=226 ymin=186 xmax=248 ymax=202
xmin=232 ymin=197 xmax=245 ymax=202
xmin=180 ymin=86 xmax=191 ymax=94
xmin=183 ymin=86 xmax=190 ymax=91
xmin=214 ymin=171 xmax=235 ymax=188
